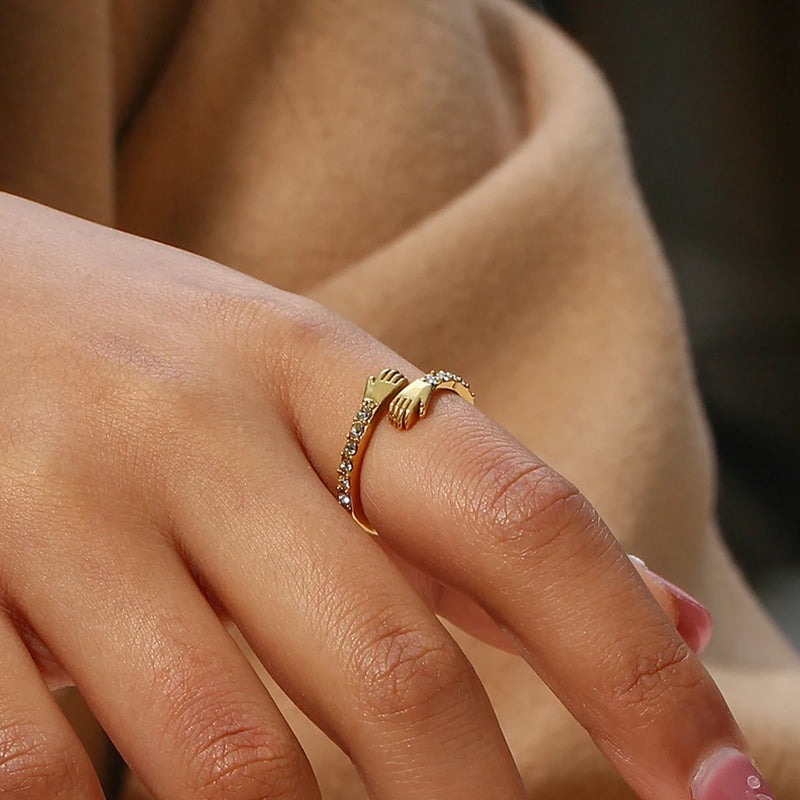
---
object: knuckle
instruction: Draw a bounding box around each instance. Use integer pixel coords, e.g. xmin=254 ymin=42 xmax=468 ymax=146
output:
xmin=0 ymin=422 xmax=67 ymax=518
xmin=187 ymin=718 xmax=301 ymax=800
xmin=162 ymin=676 xmax=303 ymax=800
xmin=0 ymin=368 xmax=162 ymax=523
xmin=266 ymin=300 xmax=367 ymax=400
xmin=205 ymin=287 xmax=360 ymax=408
xmin=208 ymin=288 xmax=334 ymax=365
xmin=608 ymin=636 xmax=704 ymax=715
xmin=266 ymin=294 xmax=348 ymax=355
xmin=202 ymin=290 xmax=285 ymax=355
xmin=350 ymin=614 xmax=473 ymax=723
xmin=0 ymin=719 xmax=91 ymax=799
xmin=0 ymin=468 xmax=41 ymax=542
xmin=461 ymin=435 xmax=598 ymax=560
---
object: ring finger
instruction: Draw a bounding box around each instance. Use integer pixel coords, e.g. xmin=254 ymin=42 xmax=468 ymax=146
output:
xmin=170 ymin=421 xmax=528 ymax=800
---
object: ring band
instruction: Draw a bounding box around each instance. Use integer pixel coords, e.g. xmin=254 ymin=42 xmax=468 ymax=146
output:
xmin=337 ymin=368 xmax=475 ymax=534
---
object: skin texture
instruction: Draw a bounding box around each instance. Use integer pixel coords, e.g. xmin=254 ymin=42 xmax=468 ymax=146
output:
xmin=0 ymin=190 xmax=750 ymax=800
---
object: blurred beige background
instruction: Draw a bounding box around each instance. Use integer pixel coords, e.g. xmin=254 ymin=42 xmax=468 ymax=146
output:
xmin=536 ymin=0 xmax=800 ymax=646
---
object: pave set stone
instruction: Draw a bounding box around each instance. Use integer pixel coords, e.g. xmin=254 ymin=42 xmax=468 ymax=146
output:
xmin=337 ymin=398 xmax=378 ymax=509
xmin=422 ymin=369 xmax=470 ymax=390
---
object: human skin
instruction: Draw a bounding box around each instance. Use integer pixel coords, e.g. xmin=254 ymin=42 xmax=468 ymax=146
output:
xmin=0 ymin=190 xmax=760 ymax=799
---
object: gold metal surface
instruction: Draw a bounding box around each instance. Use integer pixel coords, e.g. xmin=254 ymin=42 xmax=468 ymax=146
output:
xmin=337 ymin=368 xmax=475 ymax=534
xmin=388 ymin=370 xmax=475 ymax=430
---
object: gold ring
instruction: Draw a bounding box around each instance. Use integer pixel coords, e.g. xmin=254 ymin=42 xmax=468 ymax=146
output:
xmin=337 ymin=368 xmax=475 ymax=534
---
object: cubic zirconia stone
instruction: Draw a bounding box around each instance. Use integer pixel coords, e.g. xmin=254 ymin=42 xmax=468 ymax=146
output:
xmin=339 ymin=459 xmax=352 ymax=473
xmin=350 ymin=424 xmax=365 ymax=438
xmin=339 ymin=493 xmax=352 ymax=508
xmin=356 ymin=408 xmax=372 ymax=422
xmin=344 ymin=441 xmax=358 ymax=456
xmin=338 ymin=476 xmax=350 ymax=491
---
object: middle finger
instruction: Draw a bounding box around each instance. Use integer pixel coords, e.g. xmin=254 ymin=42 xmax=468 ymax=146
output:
xmin=171 ymin=420 xmax=528 ymax=800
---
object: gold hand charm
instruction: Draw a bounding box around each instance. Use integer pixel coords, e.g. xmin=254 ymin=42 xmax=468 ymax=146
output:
xmin=364 ymin=368 xmax=408 ymax=405
xmin=388 ymin=370 xmax=475 ymax=430
xmin=387 ymin=379 xmax=433 ymax=430
xmin=338 ymin=368 xmax=473 ymax=533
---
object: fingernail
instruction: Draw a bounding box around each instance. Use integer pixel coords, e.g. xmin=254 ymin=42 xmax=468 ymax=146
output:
xmin=692 ymin=747 xmax=776 ymax=800
xmin=627 ymin=554 xmax=713 ymax=654
xmin=654 ymin=573 xmax=713 ymax=654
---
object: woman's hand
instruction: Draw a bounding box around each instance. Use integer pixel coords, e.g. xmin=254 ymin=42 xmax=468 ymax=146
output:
xmin=0 ymin=191 xmax=749 ymax=800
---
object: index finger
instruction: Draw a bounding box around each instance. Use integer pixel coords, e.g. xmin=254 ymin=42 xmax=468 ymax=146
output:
xmin=279 ymin=320 xmax=766 ymax=800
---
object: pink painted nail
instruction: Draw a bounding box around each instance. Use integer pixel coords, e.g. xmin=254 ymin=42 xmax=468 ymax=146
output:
xmin=692 ymin=747 xmax=776 ymax=800
xmin=652 ymin=572 xmax=713 ymax=654
xmin=628 ymin=555 xmax=713 ymax=654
